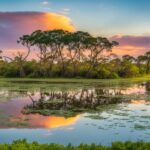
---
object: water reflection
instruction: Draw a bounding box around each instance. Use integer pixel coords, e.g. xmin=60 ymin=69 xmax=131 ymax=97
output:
xmin=22 ymin=89 xmax=125 ymax=119
xmin=43 ymin=115 xmax=80 ymax=128
xmin=130 ymin=100 xmax=150 ymax=105
xmin=0 ymin=81 xmax=150 ymax=144
xmin=0 ymin=82 xmax=149 ymax=129
xmin=19 ymin=114 xmax=80 ymax=128
xmin=146 ymin=81 xmax=150 ymax=91
xmin=23 ymin=83 xmax=149 ymax=117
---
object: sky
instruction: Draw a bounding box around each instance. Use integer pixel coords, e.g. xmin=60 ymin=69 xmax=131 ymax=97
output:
xmin=1 ymin=0 xmax=150 ymax=58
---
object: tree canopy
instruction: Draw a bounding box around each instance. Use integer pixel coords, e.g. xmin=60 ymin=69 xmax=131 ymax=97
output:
xmin=0 ymin=29 xmax=149 ymax=78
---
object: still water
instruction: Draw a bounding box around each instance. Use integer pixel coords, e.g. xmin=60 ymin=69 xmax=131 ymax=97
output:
xmin=0 ymin=80 xmax=150 ymax=145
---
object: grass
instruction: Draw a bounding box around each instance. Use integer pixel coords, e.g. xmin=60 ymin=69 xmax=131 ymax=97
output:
xmin=0 ymin=139 xmax=150 ymax=150
xmin=0 ymin=75 xmax=149 ymax=95
xmin=0 ymin=74 xmax=150 ymax=84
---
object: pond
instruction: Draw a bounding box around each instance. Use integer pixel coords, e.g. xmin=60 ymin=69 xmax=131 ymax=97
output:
xmin=0 ymin=80 xmax=150 ymax=145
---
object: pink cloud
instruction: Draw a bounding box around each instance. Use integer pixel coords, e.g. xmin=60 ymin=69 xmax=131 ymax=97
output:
xmin=0 ymin=12 xmax=75 ymax=59
xmin=111 ymin=35 xmax=150 ymax=56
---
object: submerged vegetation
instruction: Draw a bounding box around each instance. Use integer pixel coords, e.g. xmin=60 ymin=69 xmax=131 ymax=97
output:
xmin=0 ymin=29 xmax=150 ymax=78
xmin=22 ymin=88 xmax=127 ymax=117
xmin=0 ymin=139 xmax=150 ymax=150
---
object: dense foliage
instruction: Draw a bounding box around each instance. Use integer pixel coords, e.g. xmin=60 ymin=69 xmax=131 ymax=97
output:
xmin=0 ymin=30 xmax=150 ymax=78
xmin=0 ymin=140 xmax=150 ymax=150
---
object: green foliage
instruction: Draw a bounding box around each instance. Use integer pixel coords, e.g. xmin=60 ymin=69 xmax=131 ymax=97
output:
xmin=3 ymin=63 xmax=20 ymax=77
xmin=0 ymin=59 xmax=146 ymax=79
xmin=0 ymin=29 xmax=149 ymax=79
xmin=0 ymin=140 xmax=149 ymax=150
xmin=119 ymin=63 xmax=140 ymax=78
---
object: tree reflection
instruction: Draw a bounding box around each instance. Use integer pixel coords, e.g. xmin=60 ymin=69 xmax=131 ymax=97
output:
xmin=145 ymin=82 xmax=150 ymax=92
xmin=23 ymin=88 xmax=124 ymax=116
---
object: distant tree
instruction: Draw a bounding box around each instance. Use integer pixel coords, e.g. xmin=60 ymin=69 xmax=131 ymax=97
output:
xmin=122 ymin=55 xmax=136 ymax=63
xmin=143 ymin=51 xmax=150 ymax=74
xmin=0 ymin=50 xmax=2 ymax=60
xmin=136 ymin=51 xmax=150 ymax=74
xmin=109 ymin=57 xmax=121 ymax=74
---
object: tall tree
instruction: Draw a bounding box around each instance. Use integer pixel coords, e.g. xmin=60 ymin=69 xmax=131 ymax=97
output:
xmin=17 ymin=35 xmax=33 ymax=77
xmin=64 ymin=31 xmax=92 ymax=75
xmin=86 ymin=37 xmax=118 ymax=76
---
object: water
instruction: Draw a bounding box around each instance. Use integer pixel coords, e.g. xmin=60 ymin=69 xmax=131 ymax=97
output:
xmin=0 ymin=80 xmax=150 ymax=145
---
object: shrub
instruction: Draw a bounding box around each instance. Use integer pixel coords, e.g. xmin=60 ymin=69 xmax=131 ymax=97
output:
xmin=119 ymin=63 xmax=140 ymax=78
xmin=0 ymin=140 xmax=149 ymax=150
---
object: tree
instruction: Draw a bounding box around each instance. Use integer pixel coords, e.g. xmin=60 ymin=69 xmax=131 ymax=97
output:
xmin=17 ymin=29 xmax=119 ymax=78
xmin=86 ymin=37 xmax=118 ymax=77
xmin=48 ymin=30 xmax=69 ymax=76
xmin=143 ymin=51 xmax=150 ymax=74
xmin=64 ymin=31 xmax=92 ymax=76
xmin=0 ymin=50 xmax=2 ymax=60
xmin=122 ymin=55 xmax=136 ymax=63
xmin=136 ymin=51 xmax=150 ymax=74
xmin=17 ymin=35 xmax=33 ymax=77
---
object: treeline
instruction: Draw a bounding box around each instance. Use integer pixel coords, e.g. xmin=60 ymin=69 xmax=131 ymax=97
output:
xmin=0 ymin=140 xmax=150 ymax=150
xmin=0 ymin=29 xmax=150 ymax=78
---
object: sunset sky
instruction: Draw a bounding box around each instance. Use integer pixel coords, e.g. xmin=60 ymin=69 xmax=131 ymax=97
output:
xmin=0 ymin=0 xmax=150 ymax=58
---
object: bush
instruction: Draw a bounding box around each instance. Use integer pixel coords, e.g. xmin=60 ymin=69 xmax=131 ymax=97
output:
xmin=119 ymin=63 xmax=140 ymax=78
xmin=0 ymin=59 xmax=147 ymax=79
xmin=4 ymin=64 xmax=19 ymax=77
xmin=0 ymin=140 xmax=149 ymax=150
xmin=51 ymin=64 xmax=61 ymax=77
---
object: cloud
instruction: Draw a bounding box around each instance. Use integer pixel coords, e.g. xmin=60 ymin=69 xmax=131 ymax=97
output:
xmin=111 ymin=35 xmax=150 ymax=56
xmin=111 ymin=35 xmax=150 ymax=47
xmin=59 ymin=8 xmax=71 ymax=15
xmin=0 ymin=12 xmax=75 ymax=59
xmin=63 ymin=8 xmax=70 ymax=12
xmin=1 ymin=11 xmax=149 ymax=59
xmin=41 ymin=1 xmax=49 ymax=5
